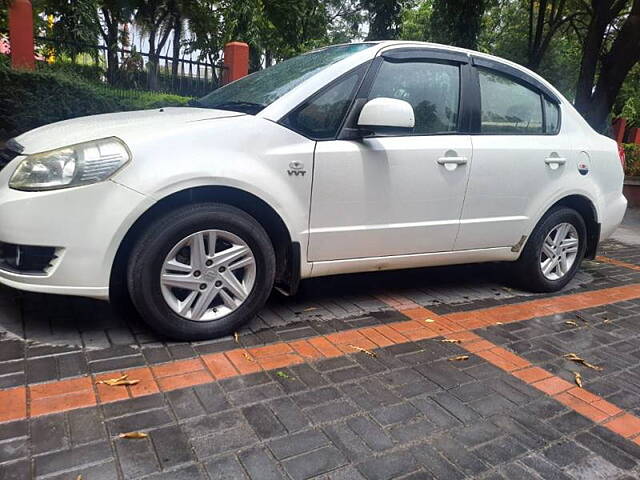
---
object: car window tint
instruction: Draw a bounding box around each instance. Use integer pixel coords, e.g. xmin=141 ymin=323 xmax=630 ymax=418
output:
xmin=368 ymin=60 xmax=460 ymax=134
xmin=479 ymin=68 xmax=543 ymax=134
xmin=283 ymin=68 xmax=363 ymax=140
xmin=544 ymin=98 xmax=560 ymax=133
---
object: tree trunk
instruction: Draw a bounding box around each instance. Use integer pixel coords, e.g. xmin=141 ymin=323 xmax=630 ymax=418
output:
xmin=171 ymin=16 xmax=182 ymax=79
xmin=575 ymin=0 xmax=640 ymax=131
xmin=147 ymin=31 xmax=159 ymax=91
xmin=101 ymin=8 xmax=120 ymax=85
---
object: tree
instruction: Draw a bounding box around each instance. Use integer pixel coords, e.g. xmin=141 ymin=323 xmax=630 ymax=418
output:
xmin=97 ymin=0 xmax=134 ymax=84
xmin=400 ymin=1 xmax=432 ymax=41
xmin=430 ymin=0 xmax=486 ymax=49
xmin=363 ymin=0 xmax=408 ymax=40
xmin=526 ymin=0 xmax=576 ymax=69
xmin=574 ymin=0 xmax=640 ymax=131
xmin=134 ymin=0 xmax=177 ymax=90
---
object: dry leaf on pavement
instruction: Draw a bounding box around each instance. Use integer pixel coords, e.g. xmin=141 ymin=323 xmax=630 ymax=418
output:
xmin=348 ymin=344 xmax=376 ymax=357
xmin=424 ymin=319 xmax=435 ymax=323
xmin=563 ymin=353 xmax=603 ymax=371
xmin=449 ymin=355 xmax=469 ymax=361
xmin=440 ymin=339 xmax=461 ymax=344
xmin=119 ymin=432 xmax=148 ymax=439
xmin=573 ymin=371 xmax=583 ymax=388
xmin=564 ymin=320 xmax=579 ymax=327
xmin=242 ymin=352 xmax=255 ymax=362
xmin=96 ymin=374 xmax=139 ymax=387
xmin=234 ymin=332 xmax=239 ymax=343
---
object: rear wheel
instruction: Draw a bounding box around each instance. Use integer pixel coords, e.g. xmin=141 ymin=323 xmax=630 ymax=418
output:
xmin=512 ymin=207 xmax=586 ymax=292
xmin=127 ymin=203 xmax=275 ymax=340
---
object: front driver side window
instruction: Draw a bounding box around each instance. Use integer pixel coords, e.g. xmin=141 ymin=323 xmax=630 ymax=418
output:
xmin=367 ymin=60 xmax=460 ymax=135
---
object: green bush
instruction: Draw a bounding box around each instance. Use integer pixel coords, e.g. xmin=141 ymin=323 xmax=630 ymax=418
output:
xmin=624 ymin=143 xmax=640 ymax=177
xmin=0 ymin=63 xmax=190 ymax=140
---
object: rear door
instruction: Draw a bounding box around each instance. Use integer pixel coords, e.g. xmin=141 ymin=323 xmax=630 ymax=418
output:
xmin=454 ymin=60 xmax=569 ymax=251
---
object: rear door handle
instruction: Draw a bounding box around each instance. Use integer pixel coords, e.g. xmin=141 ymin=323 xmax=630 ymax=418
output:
xmin=437 ymin=156 xmax=468 ymax=166
xmin=545 ymin=157 xmax=566 ymax=166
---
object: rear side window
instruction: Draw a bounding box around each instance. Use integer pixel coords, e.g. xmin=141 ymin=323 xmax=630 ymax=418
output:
xmin=479 ymin=68 xmax=543 ymax=134
xmin=368 ymin=60 xmax=460 ymax=135
xmin=282 ymin=67 xmax=364 ymax=140
xmin=544 ymin=98 xmax=560 ymax=134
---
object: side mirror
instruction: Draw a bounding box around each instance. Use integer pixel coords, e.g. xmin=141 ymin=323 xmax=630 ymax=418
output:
xmin=357 ymin=97 xmax=415 ymax=133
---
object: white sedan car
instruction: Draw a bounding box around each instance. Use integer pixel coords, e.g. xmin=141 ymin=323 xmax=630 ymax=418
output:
xmin=0 ymin=41 xmax=626 ymax=339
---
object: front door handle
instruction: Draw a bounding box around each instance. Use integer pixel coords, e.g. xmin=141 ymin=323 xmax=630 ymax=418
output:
xmin=437 ymin=156 xmax=468 ymax=166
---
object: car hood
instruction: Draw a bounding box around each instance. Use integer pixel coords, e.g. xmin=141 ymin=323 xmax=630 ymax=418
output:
xmin=14 ymin=107 xmax=244 ymax=155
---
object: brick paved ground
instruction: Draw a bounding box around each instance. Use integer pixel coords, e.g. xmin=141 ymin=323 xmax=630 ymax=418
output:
xmin=1 ymin=238 xmax=640 ymax=479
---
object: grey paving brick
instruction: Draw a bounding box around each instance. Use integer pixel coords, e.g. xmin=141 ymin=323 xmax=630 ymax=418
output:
xmin=306 ymin=399 xmax=357 ymax=423
xmin=411 ymin=444 xmax=465 ymax=480
xmin=268 ymin=429 xmax=329 ymax=460
xmin=191 ymin=425 xmax=258 ymax=459
xmin=151 ymin=425 xmax=194 ymax=468
xmin=473 ymin=435 xmax=528 ymax=466
xmin=242 ymin=403 xmax=287 ymax=439
xmin=0 ymin=421 xmax=27 ymax=442
xmin=548 ymin=411 xmax=594 ymax=435
xmin=193 ymin=383 xmax=231 ymax=414
xmin=432 ymin=392 xmax=481 ymax=424
xmin=347 ymin=416 xmax=394 ymax=451
xmin=468 ymin=393 xmax=517 ymax=417
xmin=0 ymin=459 xmax=30 ymax=480
xmin=370 ymin=402 xmax=420 ymax=426
xmin=543 ymin=439 xmax=592 ymax=467
xmin=30 ymin=413 xmax=68 ymax=454
xmin=46 ymin=459 xmax=118 ymax=480
xmin=323 ymin=423 xmax=372 ymax=461
xmin=356 ymin=451 xmax=420 ymax=480
xmin=284 ymin=445 xmax=347 ymax=480
xmin=34 ymin=441 xmax=113 ymax=477
xmin=166 ymin=388 xmax=207 ymax=420
xmin=575 ymin=432 xmax=637 ymax=470
xmin=102 ymin=394 xmax=165 ymax=418
xmin=590 ymin=425 xmax=640 ymax=460
xmin=0 ymin=437 xmax=27 ymax=464
xmin=238 ymin=447 xmax=283 ymax=480
xmin=389 ymin=418 xmax=438 ymax=443
xmin=269 ymin=397 xmax=310 ymax=433
xmin=145 ymin=464 xmax=207 ymax=480
xmin=205 ymin=455 xmax=248 ymax=479
xmin=182 ymin=411 xmax=245 ymax=439
xmin=410 ymin=396 xmax=461 ymax=430
xmin=68 ymin=407 xmax=105 ymax=446
xmin=107 ymin=408 xmax=174 ymax=435
xmin=227 ymin=383 xmax=285 ymax=407
xmin=293 ymin=386 xmax=341 ymax=409
xmin=115 ymin=436 xmax=160 ymax=479
xmin=431 ymin=436 xmax=489 ymax=476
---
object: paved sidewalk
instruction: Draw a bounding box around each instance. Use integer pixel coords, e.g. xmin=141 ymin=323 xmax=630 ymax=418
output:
xmin=1 ymin=239 xmax=640 ymax=479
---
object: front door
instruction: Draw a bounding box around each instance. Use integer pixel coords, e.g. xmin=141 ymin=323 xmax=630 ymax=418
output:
xmin=308 ymin=55 xmax=472 ymax=261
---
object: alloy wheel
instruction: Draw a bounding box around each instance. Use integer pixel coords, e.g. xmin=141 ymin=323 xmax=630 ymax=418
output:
xmin=539 ymin=222 xmax=579 ymax=281
xmin=160 ymin=229 xmax=256 ymax=321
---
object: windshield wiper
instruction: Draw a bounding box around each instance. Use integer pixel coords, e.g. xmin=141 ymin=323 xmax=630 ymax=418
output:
xmin=209 ymin=101 xmax=266 ymax=115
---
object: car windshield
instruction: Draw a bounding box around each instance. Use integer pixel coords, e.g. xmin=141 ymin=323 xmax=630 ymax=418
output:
xmin=194 ymin=43 xmax=376 ymax=114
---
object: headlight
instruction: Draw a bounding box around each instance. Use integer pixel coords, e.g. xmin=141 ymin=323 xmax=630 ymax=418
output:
xmin=9 ymin=137 xmax=130 ymax=191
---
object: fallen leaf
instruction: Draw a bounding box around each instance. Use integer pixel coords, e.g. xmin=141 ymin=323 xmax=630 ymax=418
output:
xmin=234 ymin=332 xmax=239 ymax=343
xmin=303 ymin=307 xmax=318 ymax=312
xmin=276 ymin=371 xmax=294 ymax=380
xmin=573 ymin=371 xmax=583 ymax=388
xmin=424 ymin=318 xmax=435 ymax=323
xmin=119 ymin=432 xmax=148 ymax=439
xmin=348 ymin=344 xmax=376 ymax=357
xmin=440 ymin=339 xmax=461 ymax=344
xmin=449 ymin=355 xmax=469 ymax=361
xmin=563 ymin=353 xmax=603 ymax=371
xmin=496 ymin=322 xmax=504 ymax=325
xmin=96 ymin=374 xmax=140 ymax=387
xmin=564 ymin=320 xmax=579 ymax=327
xmin=76 ymin=475 xmax=83 ymax=480
xmin=242 ymin=352 xmax=255 ymax=362
xmin=603 ymin=319 xmax=611 ymax=324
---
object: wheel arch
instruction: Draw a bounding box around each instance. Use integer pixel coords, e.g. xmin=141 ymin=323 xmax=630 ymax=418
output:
xmin=536 ymin=194 xmax=600 ymax=259
xmin=109 ymin=185 xmax=299 ymax=301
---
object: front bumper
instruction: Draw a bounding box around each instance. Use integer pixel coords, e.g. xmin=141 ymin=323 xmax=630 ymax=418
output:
xmin=0 ymin=175 xmax=153 ymax=300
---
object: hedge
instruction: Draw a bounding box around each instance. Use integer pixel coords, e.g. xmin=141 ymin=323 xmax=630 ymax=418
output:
xmin=624 ymin=143 xmax=640 ymax=177
xmin=0 ymin=63 xmax=190 ymax=140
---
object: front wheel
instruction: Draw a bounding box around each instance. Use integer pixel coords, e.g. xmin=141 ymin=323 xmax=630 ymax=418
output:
xmin=127 ymin=203 xmax=275 ymax=340
xmin=512 ymin=207 xmax=587 ymax=293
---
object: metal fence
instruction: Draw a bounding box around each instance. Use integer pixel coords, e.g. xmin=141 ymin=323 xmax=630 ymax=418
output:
xmin=35 ymin=36 xmax=226 ymax=98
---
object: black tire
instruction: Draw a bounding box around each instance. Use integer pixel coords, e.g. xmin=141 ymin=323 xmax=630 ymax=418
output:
xmin=127 ymin=203 xmax=275 ymax=340
xmin=512 ymin=207 xmax=587 ymax=293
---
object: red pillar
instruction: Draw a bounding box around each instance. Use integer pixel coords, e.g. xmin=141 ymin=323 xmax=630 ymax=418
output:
xmin=8 ymin=0 xmax=35 ymax=70
xmin=222 ymin=42 xmax=249 ymax=85
xmin=612 ymin=117 xmax=627 ymax=144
